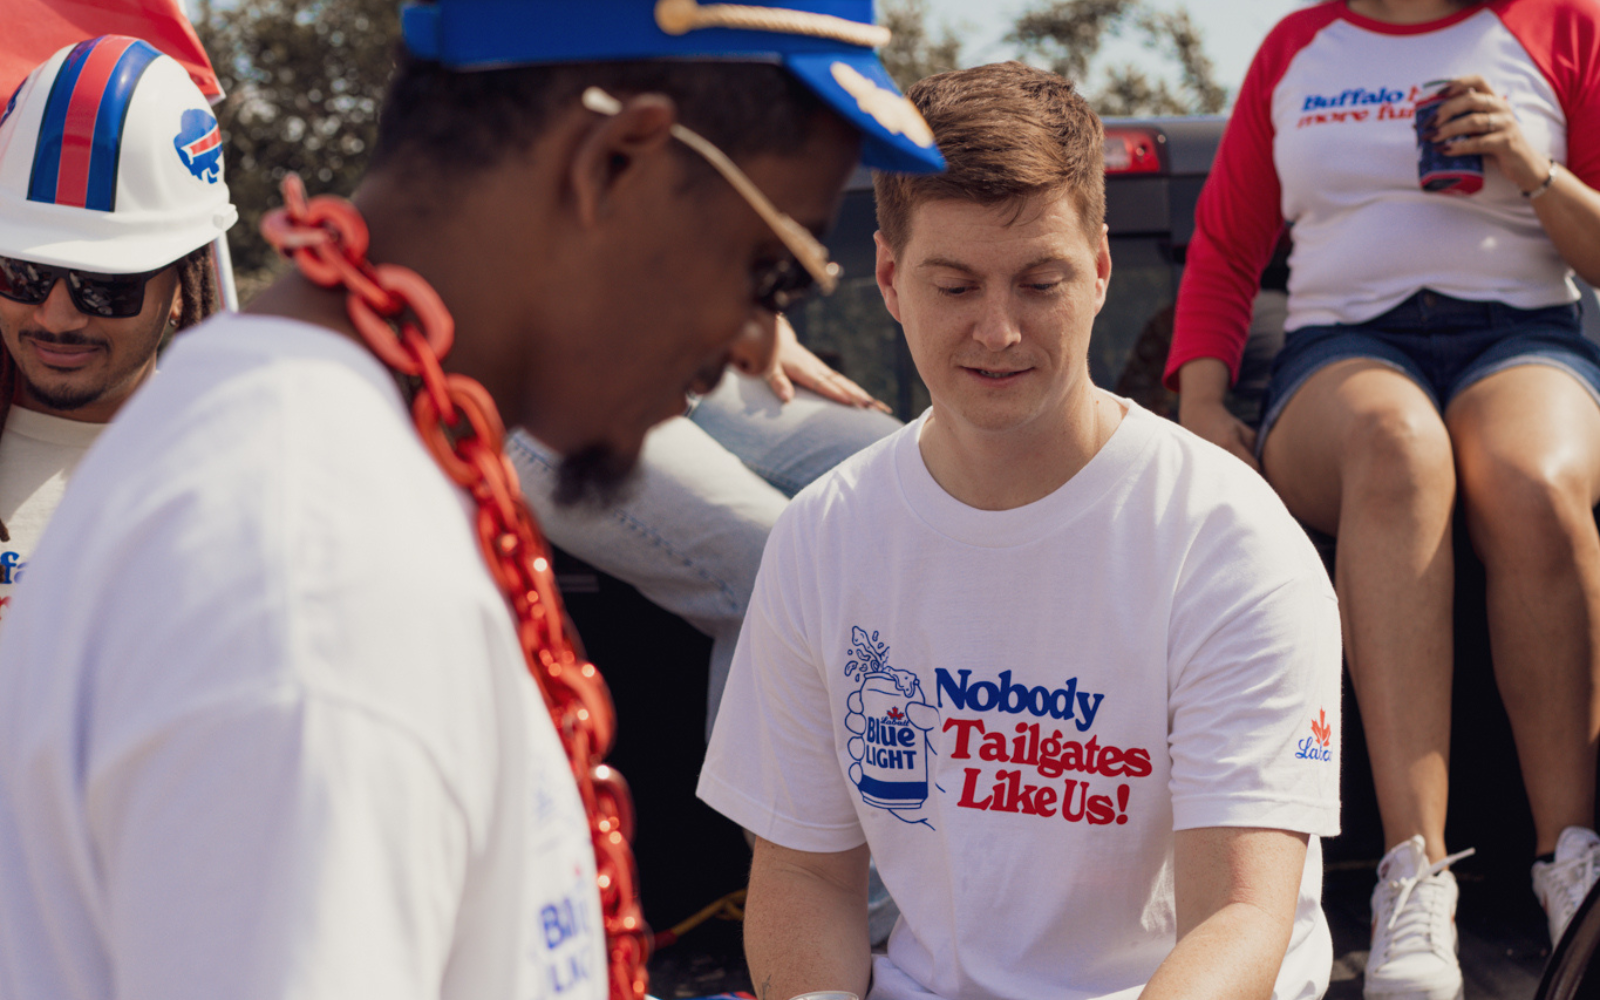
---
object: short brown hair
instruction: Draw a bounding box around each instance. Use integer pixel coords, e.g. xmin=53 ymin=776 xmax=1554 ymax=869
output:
xmin=874 ymin=62 xmax=1105 ymax=253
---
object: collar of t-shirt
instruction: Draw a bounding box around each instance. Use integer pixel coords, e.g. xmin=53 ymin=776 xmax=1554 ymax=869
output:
xmin=4 ymin=406 xmax=109 ymax=450
xmin=893 ymin=400 xmax=1159 ymax=549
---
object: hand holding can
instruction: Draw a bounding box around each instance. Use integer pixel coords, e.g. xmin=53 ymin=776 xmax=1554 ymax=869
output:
xmin=1415 ymin=80 xmax=1485 ymax=195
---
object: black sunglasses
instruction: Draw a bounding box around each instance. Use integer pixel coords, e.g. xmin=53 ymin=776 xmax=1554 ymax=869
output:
xmin=0 ymin=256 xmax=163 ymax=319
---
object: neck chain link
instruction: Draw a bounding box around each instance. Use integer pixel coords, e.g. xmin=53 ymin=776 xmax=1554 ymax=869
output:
xmin=262 ymin=174 xmax=650 ymax=1000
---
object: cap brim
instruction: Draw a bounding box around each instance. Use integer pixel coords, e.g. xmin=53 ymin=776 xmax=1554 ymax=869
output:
xmin=785 ymin=51 xmax=944 ymax=175
xmin=0 ymin=196 xmax=236 ymax=272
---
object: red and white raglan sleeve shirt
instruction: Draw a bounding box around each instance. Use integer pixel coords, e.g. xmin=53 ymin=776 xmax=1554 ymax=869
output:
xmin=1165 ymin=0 xmax=1600 ymax=389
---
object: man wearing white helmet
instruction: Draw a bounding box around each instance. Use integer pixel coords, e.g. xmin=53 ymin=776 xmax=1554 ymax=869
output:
xmin=0 ymin=35 xmax=231 ymax=624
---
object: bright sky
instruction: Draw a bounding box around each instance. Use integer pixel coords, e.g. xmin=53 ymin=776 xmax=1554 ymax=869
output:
xmin=179 ymin=0 xmax=1306 ymax=109
xmin=921 ymin=0 xmax=1307 ymax=107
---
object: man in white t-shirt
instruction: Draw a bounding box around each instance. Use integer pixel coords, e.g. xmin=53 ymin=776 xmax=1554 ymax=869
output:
xmin=0 ymin=5 xmax=947 ymax=1000
xmin=0 ymin=38 xmax=229 ymax=629
xmin=697 ymin=61 xmax=1344 ymax=1000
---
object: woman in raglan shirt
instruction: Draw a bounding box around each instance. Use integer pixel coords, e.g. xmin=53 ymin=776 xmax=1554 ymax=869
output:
xmin=1165 ymin=1 xmax=1600 ymax=997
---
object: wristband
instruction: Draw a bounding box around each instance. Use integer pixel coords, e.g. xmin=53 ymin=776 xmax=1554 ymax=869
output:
xmin=1522 ymin=160 xmax=1559 ymax=201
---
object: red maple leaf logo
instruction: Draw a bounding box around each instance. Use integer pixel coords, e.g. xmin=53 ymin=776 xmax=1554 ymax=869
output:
xmin=885 ymin=706 xmax=905 ymax=722
xmin=1310 ymin=708 xmax=1331 ymax=748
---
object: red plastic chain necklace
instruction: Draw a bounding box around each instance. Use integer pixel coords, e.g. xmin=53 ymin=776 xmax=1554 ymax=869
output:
xmin=261 ymin=174 xmax=650 ymax=1000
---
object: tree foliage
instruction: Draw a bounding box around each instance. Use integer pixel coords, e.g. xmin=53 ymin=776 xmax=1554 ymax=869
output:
xmin=879 ymin=0 xmax=963 ymax=92
xmin=195 ymin=0 xmax=400 ymax=277
xmin=1010 ymin=0 xmax=1227 ymax=116
xmin=1011 ymin=0 xmax=1129 ymax=85
xmin=191 ymin=0 xmax=1221 ymax=285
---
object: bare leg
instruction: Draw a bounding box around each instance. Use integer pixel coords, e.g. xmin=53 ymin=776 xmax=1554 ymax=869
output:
xmin=1447 ymin=365 xmax=1600 ymax=854
xmin=1263 ymin=360 xmax=1457 ymax=861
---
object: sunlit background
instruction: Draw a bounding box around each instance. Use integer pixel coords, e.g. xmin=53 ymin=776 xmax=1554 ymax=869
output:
xmin=920 ymin=0 xmax=1301 ymax=106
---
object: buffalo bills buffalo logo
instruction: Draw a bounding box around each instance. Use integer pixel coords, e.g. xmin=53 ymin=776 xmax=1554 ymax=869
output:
xmin=173 ymin=108 xmax=222 ymax=183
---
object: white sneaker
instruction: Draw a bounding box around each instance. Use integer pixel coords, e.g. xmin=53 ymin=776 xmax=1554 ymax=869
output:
xmin=1363 ymin=835 xmax=1475 ymax=1000
xmin=1532 ymin=825 xmax=1600 ymax=946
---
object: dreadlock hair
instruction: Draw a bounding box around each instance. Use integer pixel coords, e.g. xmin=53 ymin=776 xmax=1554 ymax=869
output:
xmin=0 ymin=245 xmax=220 ymax=541
xmin=0 ymin=342 xmax=13 ymax=542
xmin=173 ymin=244 xmax=220 ymax=332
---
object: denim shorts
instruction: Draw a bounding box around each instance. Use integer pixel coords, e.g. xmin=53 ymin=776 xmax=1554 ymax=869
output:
xmin=1256 ymin=290 xmax=1597 ymax=457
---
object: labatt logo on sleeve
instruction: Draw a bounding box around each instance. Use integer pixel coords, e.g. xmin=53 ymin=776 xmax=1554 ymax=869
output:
xmin=1295 ymin=708 xmax=1334 ymax=762
xmin=844 ymin=627 xmax=941 ymax=829
xmin=936 ymin=667 xmax=1152 ymax=826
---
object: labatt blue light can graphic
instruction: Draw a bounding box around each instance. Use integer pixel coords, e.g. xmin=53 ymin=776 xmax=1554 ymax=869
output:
xmin=859 ymin=676 xmax=928 ymax=808
xmin=845 ymin=627 xmax=938 ymax=821
xmin=1414 ymin=81 xmax=1484 ymax=195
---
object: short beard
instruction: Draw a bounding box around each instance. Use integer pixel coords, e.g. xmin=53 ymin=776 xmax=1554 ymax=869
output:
xmin=14 ymin=331 xmax=114 ymax=412
xmin=554 ymin=444 xmax=636 ymax=509
xmin=18 ymin=376 xmax=103 ymax=413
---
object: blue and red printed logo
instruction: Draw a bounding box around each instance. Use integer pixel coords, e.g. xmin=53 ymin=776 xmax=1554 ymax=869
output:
xmin=844 ymin=626 xmax=940 ymax=829
xmin=174 ymin=107 xmax=222 ymax=183
xmin=1296 ymin=708 xmax=1334 ymax=762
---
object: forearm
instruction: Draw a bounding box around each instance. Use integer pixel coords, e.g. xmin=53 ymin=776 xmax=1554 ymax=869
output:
xmin=1139 ymin=900 xmax=1292 ymax=1000
xmin=1530 ymin=166 xmax=1600 ymax=289
xmin=1174 ymin=357 xmax=1259 ymax=465
xmin=1176 ymin=357 xmax=1232 ymax=413
xmin=1151 ymin=826 xmax=1308 ymax=1000
xmin=745 ymin=839 xmax=872 ymax=1000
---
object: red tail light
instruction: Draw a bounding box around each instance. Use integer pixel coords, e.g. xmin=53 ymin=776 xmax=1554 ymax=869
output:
xmin=1103 ymin=128 xmax=1163 ymax=174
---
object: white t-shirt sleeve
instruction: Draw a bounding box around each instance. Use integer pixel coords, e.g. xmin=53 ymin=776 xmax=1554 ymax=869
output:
xmin=698 ymin=506 xmax=867 ymax=852
xmin=1165 ymin=498 xmax=1343 ymax=837
xmin=92 ymin=694 xmax=468 ymax=1000
xmin=49 ymin=343 xmax=497 ymax=1000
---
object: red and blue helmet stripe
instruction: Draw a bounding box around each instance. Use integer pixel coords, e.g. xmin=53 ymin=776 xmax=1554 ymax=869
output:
xmin=27 ymin=37 xmax=162 ymax=213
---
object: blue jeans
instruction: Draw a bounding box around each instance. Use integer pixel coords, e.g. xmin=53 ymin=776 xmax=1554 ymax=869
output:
xmin=510 ymin=375 xmax=906 ymax=946
xmin=506 ymin=372 xmax=901 ymax=734
xmin=1257 ymin=290 xmax=1596 ymax=456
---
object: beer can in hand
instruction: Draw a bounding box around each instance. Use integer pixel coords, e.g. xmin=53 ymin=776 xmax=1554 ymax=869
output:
xmin=1414 ymin=81 xmax=1484 ymax=195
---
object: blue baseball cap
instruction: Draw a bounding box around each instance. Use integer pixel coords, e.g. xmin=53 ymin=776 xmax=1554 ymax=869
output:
xmin=400 ymin=0 xmax=945 ymax=174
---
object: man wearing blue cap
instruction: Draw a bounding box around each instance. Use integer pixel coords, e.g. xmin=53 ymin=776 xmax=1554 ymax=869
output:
xmin=0 ymin=4 xmax=942 ymax=999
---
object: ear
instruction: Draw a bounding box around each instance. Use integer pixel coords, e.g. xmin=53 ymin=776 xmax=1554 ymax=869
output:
xmin=168 ymin=273 xmax=184 ymax=327
xmin=569 ymin=93 xmax=680 ymax=230
xmin=874 ymin=231 xmax=904 ymax=324
xmin=1091 ymin=223 xmax=1111 ymax=316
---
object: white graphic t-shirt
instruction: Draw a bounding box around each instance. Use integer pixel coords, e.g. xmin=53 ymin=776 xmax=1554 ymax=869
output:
xmin=699 ymin=404 xmax=1343 ymax=1000
xmin=0 ymin=315 xmax=607 ymax=1000
xmin=0 ymin=407 xmax=105 ymax=629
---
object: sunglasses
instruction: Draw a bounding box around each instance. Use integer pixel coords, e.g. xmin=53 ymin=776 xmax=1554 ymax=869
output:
xmin=581 ymin=87 xmax=843 ymax=314
xmin=0 ymin=256 xmax=163 ymax=319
